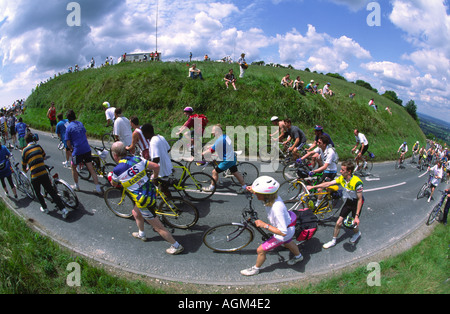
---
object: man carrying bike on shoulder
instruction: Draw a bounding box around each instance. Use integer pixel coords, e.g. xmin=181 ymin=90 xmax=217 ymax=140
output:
xmin=109 ymin=141 xmax=184 ymax=255
xmin=307 ymin=160 xmax=364 ymax=249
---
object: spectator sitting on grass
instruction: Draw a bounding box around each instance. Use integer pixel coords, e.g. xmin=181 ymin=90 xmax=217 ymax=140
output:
xmin=224 ymin=69 xmax=237 ymax=90
xmin=280 ymin=74 xmax=293 ymax=87
xmin=189 ymin=64 xmax=204 ymax=80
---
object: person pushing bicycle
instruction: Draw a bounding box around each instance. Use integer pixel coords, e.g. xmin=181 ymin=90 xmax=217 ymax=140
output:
xmin=240 ymin=176 xmax=303 ymax=276
xmin=307 ymin=160 xmax=364 ymax=249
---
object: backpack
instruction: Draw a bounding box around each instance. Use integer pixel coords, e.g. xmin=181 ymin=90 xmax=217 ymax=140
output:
xmin=191 ymin=114 xmax=209 ymax=128
xmin=293 ymin=208 xmax=318 ymax=242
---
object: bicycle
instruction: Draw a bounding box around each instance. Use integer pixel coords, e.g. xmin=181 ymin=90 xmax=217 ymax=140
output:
xmin=104 ymin=181 xmax=199 ymax=230
xmin=353 ymin=150 xmax=374 ymax=176
xmin=417 ymin=173 xmax=433 ymax=199
xmin=168 ymin=159 xmax=216 ymax=201
xmin=278 ymin=167 xmax=324 ymax=201
xmin=395 ymin=152 xmax=406 ymax=170
xmin=187 ymin=152 xmax=259 ymax=187
xmin=283 ymin=181 xmax=342 ymax=222
xmin=258 ymin=141 xmax=292 ymax=165
xmin=202 ymin=193 xmax=271 ymax=252
xmin=9 ymin=155 xmax=34 ymax=200
xmin=45 ymin=166 xmax=79 ymax=210
xmin=426 ymin=190 xmax=448 ymax=225
xmin=77 ymin=146 xmax=116 ymax=185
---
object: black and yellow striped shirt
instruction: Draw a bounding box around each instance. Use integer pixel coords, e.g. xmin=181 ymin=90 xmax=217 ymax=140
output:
xmin=22 ymin=143 xmax=48 ymax=180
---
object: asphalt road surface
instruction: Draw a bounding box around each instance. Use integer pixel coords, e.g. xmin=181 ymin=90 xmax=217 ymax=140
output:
xmin=4 ymin=129 xmax=446 ymax=285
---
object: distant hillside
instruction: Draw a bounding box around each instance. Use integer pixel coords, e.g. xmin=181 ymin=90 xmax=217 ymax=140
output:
xmin=418 ymin=113 xmax=450 ymax=145
xmin=24 ymin=61 xmax=426 ymax=161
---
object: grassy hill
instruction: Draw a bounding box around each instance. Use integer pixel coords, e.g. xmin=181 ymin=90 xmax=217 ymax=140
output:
xmin=23 ymin=60 xmax=426 ymax=161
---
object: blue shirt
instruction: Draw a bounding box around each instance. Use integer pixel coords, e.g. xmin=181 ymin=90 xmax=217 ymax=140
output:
xmin=56 ymin=119 xmax=69 ymax=141
xmin=211 ymin=135 xmax=235 ymax=161
xmin=15 ymin=122 xmax=27 ymax=138
xmin=65 ymin=120 xmax=91 ymax=156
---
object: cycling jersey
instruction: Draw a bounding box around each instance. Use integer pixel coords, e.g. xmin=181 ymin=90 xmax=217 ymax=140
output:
xmin=111 ymin=156 xmax=156 ymax=209
xmin=335 ymin=175 xmax=363 ymax=200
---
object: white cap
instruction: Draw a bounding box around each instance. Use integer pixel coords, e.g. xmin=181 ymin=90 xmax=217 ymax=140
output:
xmin=271 ymin=116 xmax=279 ymax=122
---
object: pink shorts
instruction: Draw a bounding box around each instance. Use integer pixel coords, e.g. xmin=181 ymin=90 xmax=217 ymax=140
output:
xmin=261 ymin=211 xmax=297 ymax=251
xmin=261 ymin=236 xmax=293 ymax=251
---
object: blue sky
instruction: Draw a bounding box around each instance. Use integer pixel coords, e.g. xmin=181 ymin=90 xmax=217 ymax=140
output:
xmin=0 ymin=0 xmax=449 ymax=121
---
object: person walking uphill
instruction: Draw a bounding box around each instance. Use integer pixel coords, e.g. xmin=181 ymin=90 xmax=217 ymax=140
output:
xmin=240 ymin=176 xmax=303 ymax=276
xmin=22 ymin=133 xmax=70 ymax=219
xmin=64 ymin=109 xmax=102 ymax=195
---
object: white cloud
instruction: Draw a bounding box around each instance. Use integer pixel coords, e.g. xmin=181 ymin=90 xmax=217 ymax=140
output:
xmin=361 ymin=61 xmax=418 ymax=87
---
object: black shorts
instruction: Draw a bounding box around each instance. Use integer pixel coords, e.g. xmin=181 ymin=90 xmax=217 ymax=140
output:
xmin=339 ymin=197 xmax=364 ymax=218
xmin=360 ymin=144 xmax=369 ymax=155
xmin=49 ymin=119 xmax=57 ymax=127
xmin=72 ymin=151 xmax=93 ymax=166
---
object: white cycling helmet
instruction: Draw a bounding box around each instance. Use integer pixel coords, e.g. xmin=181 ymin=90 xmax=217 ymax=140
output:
xmin=270 ymin=116 xmax=279 ymax=122
xmin=102 ymin=101 xmax=111 ymax=108
xmin=251 ymin=176 xmax=280 ymax=194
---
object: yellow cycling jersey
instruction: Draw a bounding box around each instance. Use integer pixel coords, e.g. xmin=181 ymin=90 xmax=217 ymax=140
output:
xmin=335 ymin=175 xmax=363 ymax=200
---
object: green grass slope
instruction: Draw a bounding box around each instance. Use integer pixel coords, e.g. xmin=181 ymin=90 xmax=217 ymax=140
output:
xmin=24 ymin=61 xmax=425 ymax=161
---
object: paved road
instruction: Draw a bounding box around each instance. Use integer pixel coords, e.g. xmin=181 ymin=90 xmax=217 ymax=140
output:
xmin=4 ymin=130 xmax=446 ymax=285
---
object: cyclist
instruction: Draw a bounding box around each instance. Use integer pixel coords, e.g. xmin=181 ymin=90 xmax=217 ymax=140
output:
xmin=55 ymin=113 xmax=71 ymax=168
xmin=282 ymin=118 xmax=307 ymax=161
xmin=240 ymin=176 xmax=303 ymax=276
xmin=307 ymin=160 xmax=364 ymax=249
xmin=427 ymin=160 xmax=444 ymax=203
xmin=201 ymin=124 xmax=247 ymax=194
xmin=442 ymin=188 xmax=449 ymax=226
xmin=15 ymin=117 xmax=28 ymax=150
xmin=126 ymin=116 xmax=150 ymax=160
xmin=397 ymin=142 xmax=408 ymax=165
xmin=113 ymin=108 xmax=133 ymax=147
xmin=351 ymin=129 xmax=369 ymax=171
xmin=305 ymin=125 xmax=334 ymax=168
xmin=269 ymin=116 xmax=287 ymax=143
xmin=65 ymin=109 xmax=102 ymax=195
xmin=141 ymin=123 xmax=173 ymax=179
xmin=22 ymin=133 xmax=69 ymax=219
xmin=0 ymin=144 xmax=17 ymax=198
xmin=298 ymin=135 xmax=338 ymax=208
xmin=412 ymin=141 xmax=420 ymax=159
xmin=47 ymin=102 xmax=57 ymax=138
xmin=109 ymin=141 xmax=184 ymax=255
xmin=102 ymin=101 xmax=116 ymax=127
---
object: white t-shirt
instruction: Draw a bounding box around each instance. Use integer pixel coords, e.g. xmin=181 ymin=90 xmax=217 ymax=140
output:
xmin=105 ymin=107 xmax=115 ymax=123
xmin=356 ymin=133 xmax=368 ymax=146
xmin=150 ymin=135 xmax=173 ymax=178
xmin=265 ymin=196 xmax=295 ymax=242
xmin=113 ymin=116 xmax=133 ymax=147
xmin=430 ymin=165 xmax=443 ymax=186
xmin=314 ymin=145 xmax=338 ymax=172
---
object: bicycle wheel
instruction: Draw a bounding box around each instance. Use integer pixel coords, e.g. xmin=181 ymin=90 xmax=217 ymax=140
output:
xmin=426 ymin=204 xmax=442 ymax=225
xmin=158 ymin=197 xmax=199 ymax=229
xmin=181 ymin=172 xmax=216 ymax=201
xmin=282 ymin=161 xmax=300 ymax=181
xmin=417 ymin=183 xmax=428 ymax=199
xmin=102 ymin=133 xmax=115 ymax=151
xmin=314 ymin=201 xmax=339 ymax=221
xmin=19 ymin=172 xmax=35 ymax=200
xmin=187 ymin=160 xmax=215 ymax=174
xmin=54 ymin=179 xmax=79 ymax=209
xmin=203 ymin=223 xmax=254 ymax=252
xmin=104 ymin=187 xmax=133 ymax=218
xmin=77 ymin=163 xmax=91 ymax=180
xmin=365 ymin=159 xmax=373 ymax=172
xmin=233 ymin=162 xmax=259 ymax=186
xmin=278 ymin=180 xmax=305 ymax=201
xmin=395 ymin=159 xmax=400 ymax=170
